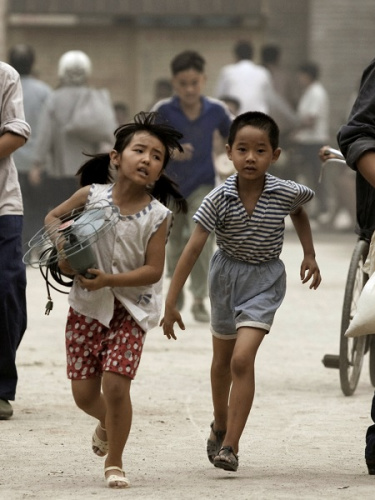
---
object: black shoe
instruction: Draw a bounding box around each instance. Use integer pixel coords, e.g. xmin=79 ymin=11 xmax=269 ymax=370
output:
xmin=0 ymin=399 xmax=13 ymax=420
xmin=366 ymin=459 xmax=375 ymax=475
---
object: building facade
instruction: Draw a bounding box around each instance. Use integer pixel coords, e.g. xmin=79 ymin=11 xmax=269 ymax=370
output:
xmin=3 ymin=0 xmax=375 ymax=143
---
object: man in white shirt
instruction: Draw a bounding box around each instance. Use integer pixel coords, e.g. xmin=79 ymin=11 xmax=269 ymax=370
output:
xmin=215 ymin=40 xmax=273 ymax=115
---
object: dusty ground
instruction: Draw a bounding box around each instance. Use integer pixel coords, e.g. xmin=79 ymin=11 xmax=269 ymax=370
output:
xmin=1 ymin=231 xmax=375 ymax=499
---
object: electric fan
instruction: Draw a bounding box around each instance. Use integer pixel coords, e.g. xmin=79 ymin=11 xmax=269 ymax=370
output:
xmin=23 ymin=200 xmax=120 ymax=314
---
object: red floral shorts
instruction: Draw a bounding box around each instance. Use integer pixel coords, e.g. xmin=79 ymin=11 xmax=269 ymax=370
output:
xmin=65 ymin=299 xmax=146 ymax=380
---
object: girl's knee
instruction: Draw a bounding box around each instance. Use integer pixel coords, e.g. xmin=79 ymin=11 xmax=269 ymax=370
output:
xmin=103 ymin=372 xmax=131 ymax=404
xmin=72 ymin=387 xmax=94 ymax=410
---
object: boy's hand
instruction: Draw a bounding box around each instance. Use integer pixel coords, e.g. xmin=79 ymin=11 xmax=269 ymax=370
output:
xmin=300 ymin=256 xmax=321 ymax=289
xmin=174 ymin=143 xmax=194 ymax=162
xmin=77 ymin=268 xmax=107 ymax=291
xmin=160 ymin=305 xmax=185 ymax=340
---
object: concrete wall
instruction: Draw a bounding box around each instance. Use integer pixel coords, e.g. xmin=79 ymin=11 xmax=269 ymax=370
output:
xmin=6 ymin=1 xmax=310 ymax=117
xmin=309 ymin=0 xmax=375 ymax=142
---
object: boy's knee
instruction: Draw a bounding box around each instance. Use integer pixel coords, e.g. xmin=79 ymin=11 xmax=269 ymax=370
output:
xmin=231 ymin=354 xmax=252 ymax=378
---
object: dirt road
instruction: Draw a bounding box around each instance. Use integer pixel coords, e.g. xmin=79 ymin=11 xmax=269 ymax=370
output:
xmin=1 ymin=232 xmax=374 ymax=499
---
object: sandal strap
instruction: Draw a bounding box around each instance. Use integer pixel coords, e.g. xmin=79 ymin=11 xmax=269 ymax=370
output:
xmin=219 ymin=446 xmax=239 ymax=459
xmin=104 ymin=466 xmax=124 ymax=474
xmin=210 ymin=421 xmax=226 ymax=439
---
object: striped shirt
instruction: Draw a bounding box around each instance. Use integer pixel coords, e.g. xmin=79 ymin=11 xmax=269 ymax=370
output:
xmin=193 ymin=173 xmax=314 ymax=264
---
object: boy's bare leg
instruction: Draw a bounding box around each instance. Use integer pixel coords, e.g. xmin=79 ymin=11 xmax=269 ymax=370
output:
xmin=210 ymin=336 xmax=235 ymax=431
xmin=222 ymin=327 xmax=266 ymax=455
xmin=102 ymin=372 xmax=132 ymax=477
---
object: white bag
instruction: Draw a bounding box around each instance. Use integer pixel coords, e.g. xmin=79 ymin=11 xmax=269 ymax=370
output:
xmin=65 ymin=88 xmax=117 ymax=143
xmin=344 ymin=271 xmax=375 ymax=337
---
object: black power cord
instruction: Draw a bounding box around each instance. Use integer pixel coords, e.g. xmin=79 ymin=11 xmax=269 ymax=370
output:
xmin=38 ymin=246 xmax=73 ymax=315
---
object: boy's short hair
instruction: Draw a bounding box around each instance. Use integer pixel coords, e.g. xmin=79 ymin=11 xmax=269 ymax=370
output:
xmin=261 ymin=44 xmax=281 ymax=65
xmin=228 ymin=111 xmax=280 ymax=150
xmin=170 ymin=50 xmax=205 ymax=75
xmin=8 ymin=44 xmax=35 ymax=75
xmin=234 ymin=41 xmax=253 ymax=61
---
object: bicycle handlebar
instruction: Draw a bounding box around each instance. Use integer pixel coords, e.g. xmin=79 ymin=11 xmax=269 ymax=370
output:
xmin=322 ymin=147 xmax=345 ymax=161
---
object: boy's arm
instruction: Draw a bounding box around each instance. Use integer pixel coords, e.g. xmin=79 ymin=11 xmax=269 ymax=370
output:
xmin=289 ymin=206 xmax=321 ymax=289
xmin=161 ymin=223 xmax=210 ymax=339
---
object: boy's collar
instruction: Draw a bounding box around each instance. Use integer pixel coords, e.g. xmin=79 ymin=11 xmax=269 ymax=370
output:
xmin=224 ymin=173 xmax=277 ymax=198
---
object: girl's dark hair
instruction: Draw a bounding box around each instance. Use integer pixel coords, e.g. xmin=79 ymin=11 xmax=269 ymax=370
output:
xmin=227 ymin=111 xmax=280 ymax=151
xmin=76 ymin=111 xmax=187 ymax=213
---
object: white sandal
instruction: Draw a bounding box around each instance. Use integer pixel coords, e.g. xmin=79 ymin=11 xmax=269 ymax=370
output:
xmin=104 ymin=466 xmax=130 ymax=488
xmin=92 ymin=424 xmax=108 ymax=457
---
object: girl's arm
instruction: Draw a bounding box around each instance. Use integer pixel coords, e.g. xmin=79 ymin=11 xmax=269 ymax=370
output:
xmin=289 ymin=206 xmax=321 ymax=289
xmin=45 ymin=186 xmax=91 ymax=275
xmin=161 ymin=223 xmax=210 ymax=340
xmin=77 ymin=217 xmax=170 ymax=291
xmin=45 ymin=186 xmax=91 ymax=229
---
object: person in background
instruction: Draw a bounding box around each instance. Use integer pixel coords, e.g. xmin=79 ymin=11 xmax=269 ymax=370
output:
xmin=161 ymin=111 xmax=321 ymax=472
xmin=113 ymin=102 xmax=130 ymax=127
xmin=152 ymin=50 xmax=232 ymax=322
xmin=260 ymin=43 xmax=298 ymax=179
xmin=8 ymin=44 xmax=52 ymax=249
xmin=148 ymin=78 xmax=173 ymax=110
xmin=0 ymin=61 xmax=31 ymax=419
xmin=214 ymin=96 xmax=240 ymax=182
xmin=291 ymin=62 xmax=330 ymax=222
xmin=261 ymin=44 xmax=294 ymax=106
xmin=30 ymin=50 xmax=117 ymax=208
xmin=215 ymin=40 xmax=273 ymax=115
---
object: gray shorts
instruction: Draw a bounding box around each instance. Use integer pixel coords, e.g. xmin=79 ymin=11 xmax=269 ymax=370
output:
xmin=209 ymin=250 xmax=286 ymax=339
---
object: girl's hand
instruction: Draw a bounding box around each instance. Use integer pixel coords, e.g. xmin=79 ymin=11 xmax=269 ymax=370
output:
xmin=300 ymin=256 xmax=322 ymax=289
xmin=58 ymin=259 xmax=76 ymax=277
xmin=160 ymin=306 xmax=185 ymax=340
xmin=76 ymin=268 xmax=108 ymax=291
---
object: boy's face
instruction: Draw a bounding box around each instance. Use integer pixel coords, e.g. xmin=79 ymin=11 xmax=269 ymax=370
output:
xmin=172 ymin=68 xmax=206 ymax=107
xmin=226 ymin=125 xmax=281 ymax=181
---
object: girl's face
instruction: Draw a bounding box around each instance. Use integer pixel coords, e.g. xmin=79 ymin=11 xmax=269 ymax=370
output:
xmin=226 ymin=125 xmax=280 ymax=181
xmin=111 ymin=131 xmax=166 ymax=185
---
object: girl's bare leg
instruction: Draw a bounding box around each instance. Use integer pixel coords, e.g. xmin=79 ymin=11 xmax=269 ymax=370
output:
xmin=222 ymin=327 xmax=265 ymax=455
xmin=102 ymin=372 xmax=132 ymax=478
xmin=71 ymin=377 xmax=107 ymax=455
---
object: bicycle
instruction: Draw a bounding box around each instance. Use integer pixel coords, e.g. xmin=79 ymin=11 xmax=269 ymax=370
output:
xmin=321 ymin=147 xmax=375 ymax=396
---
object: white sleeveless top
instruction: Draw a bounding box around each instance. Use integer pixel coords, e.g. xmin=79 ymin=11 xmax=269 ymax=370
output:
xmin=68 ymin=183 xmax=173 ymax=331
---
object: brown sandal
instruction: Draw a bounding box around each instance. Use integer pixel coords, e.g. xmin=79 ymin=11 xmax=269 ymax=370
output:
xmin=206 ymin=421 xmax=226 ymax=464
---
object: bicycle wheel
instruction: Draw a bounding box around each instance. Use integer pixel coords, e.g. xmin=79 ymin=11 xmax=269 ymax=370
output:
xmin=339 ymin=239 xmax=369 ymax=396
